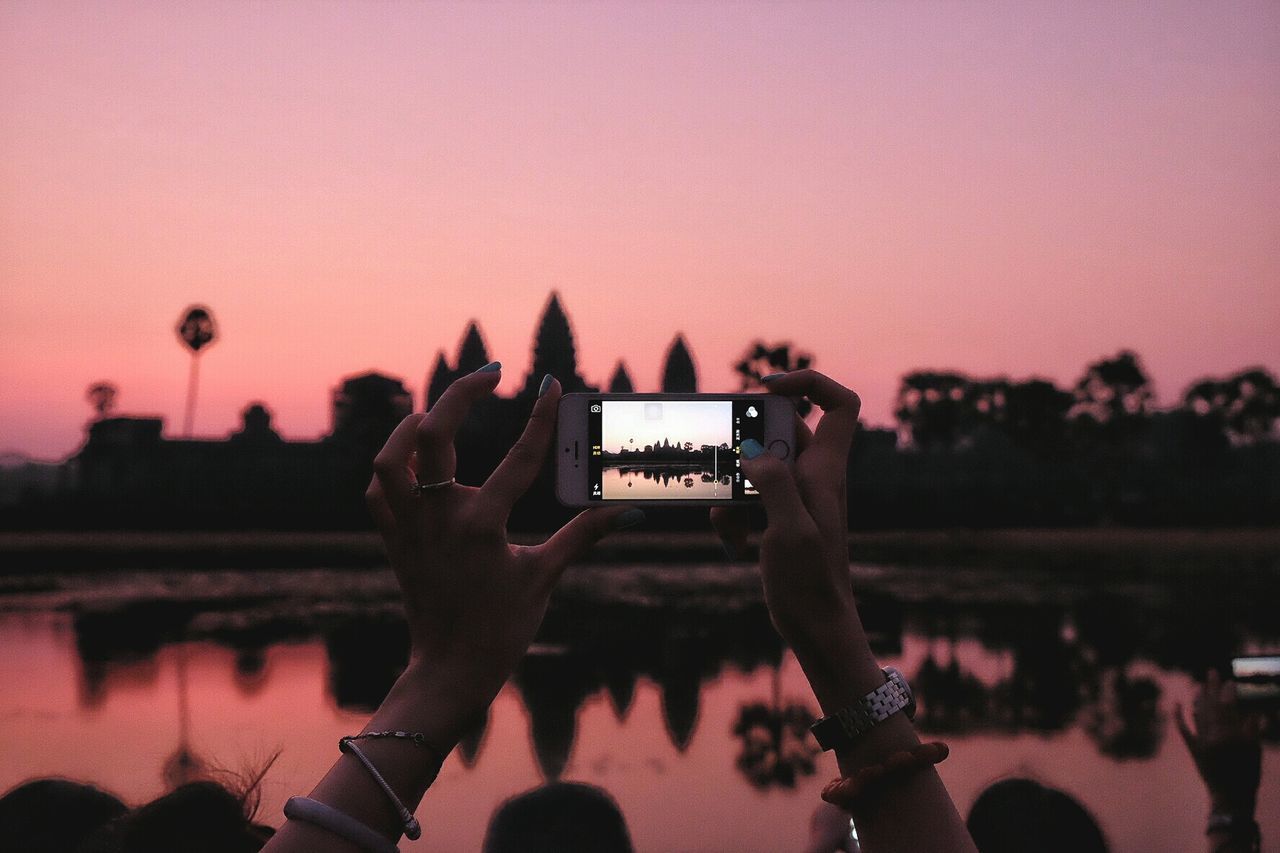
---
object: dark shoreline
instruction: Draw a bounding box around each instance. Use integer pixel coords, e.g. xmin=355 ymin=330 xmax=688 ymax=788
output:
xmin=1 ymin=528 xmax=1278 ymax=573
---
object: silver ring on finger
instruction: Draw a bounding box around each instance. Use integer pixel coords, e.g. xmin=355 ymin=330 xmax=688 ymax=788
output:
xmin=410 ymin=477 xmax=456 ymax=496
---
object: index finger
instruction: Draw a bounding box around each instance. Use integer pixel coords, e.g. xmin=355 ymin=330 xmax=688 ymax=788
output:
xmin=371 ymin=413 xmax=428 ymax=514
xmin=416 ymin=362 xmax=502 ymax=484
xmin=761 ymin=369 xmax=861 ymax=458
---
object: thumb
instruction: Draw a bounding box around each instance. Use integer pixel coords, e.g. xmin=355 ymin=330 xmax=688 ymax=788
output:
xmin=740 ymin=438 xmax=812 ymax=532
xmin=532 ymin=506 xmax=645 ymax=585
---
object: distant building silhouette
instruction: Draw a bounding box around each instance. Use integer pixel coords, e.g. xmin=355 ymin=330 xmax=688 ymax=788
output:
xmin=425 ymin=352 xmax=452 ymax=411
xmin=662 ymin=334 xmax=697 ymax=392
xmin=230 ymin=403 xmax=283 ymax=445
xmin=520 ymin=292 xmax=595 ymax=397
xmin=608 ymin=361 xmax=634 ymax=393
xmin=425 ymin=322 xmax=492 ymax=410
xmin=331 ymin=373 xmax=413 ymax=449
xmin=52 ymin=293 xmax=719 ymax=528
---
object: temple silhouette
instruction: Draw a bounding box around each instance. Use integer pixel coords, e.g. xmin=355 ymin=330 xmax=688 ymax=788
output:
xmin=4 ymin=291 xmax=1277 ymax=529
xmin=55 ymin=292 xmax=701 ymax=529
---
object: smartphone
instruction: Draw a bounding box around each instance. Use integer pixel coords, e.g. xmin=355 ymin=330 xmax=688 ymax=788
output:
xmin=556 ymin=393 xmax=797 ymax=506
xmin=1231 ymin=655 xmax=1280 ymax=710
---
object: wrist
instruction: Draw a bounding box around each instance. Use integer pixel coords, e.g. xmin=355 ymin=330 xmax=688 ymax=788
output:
xmin=380 ymin=660 xmax=499 ymax=750
xmin=786 ymin=612 xmax=885 ymax=715
xmin=1210 ymin=792 xmax=1257 ymax=820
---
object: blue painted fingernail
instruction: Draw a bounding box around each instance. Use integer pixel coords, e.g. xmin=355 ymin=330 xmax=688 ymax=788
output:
xmin=611 ymin=508 xmax=645 ymax=530
xmin=474 ymin=361 xmax=501 ymax=374
xmin=760 ymin=372 xmax=786 ymax=383
xmin=741 ymin=438 xmax=765 ymax=459
xmin=538 ymin=374 xmax=554 ymax=396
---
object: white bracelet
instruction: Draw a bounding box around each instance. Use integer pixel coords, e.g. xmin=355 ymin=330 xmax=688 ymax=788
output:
xmin=283 ymin=797 xmax=400 ymax=853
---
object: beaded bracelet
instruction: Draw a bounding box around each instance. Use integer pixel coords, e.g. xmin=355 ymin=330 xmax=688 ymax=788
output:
xmin=821 ymin=741 xmax=950 ymax=813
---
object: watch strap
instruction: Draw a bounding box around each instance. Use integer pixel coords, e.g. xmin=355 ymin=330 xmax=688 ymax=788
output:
xmin=810 ymin=667 xmax=914 ymax=751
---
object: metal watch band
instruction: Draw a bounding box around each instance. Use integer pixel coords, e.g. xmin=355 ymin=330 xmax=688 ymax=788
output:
xmin=809 ymin=667 xmax=915 ymax=751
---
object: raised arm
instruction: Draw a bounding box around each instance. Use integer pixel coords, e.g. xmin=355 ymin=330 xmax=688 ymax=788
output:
xmin=264 ymin=365 xmax=640 ymax=853
xmin=720 ymin=369 xmax=977 ymax=853
xmin=1177 ymin=670 xmax=1264 ymax=853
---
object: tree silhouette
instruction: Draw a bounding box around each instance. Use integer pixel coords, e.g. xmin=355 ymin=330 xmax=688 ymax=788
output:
xmin=731 ymin=666 xmax=819 ymax=789
xmin=176 ymin=305 xmax=217 ymax=437
xmin=1083 ymin=668 xmax=1163 ymax=759
xmin=86 ymin=382 xmax=118 ymax=419
xmin=895 ymin=371 xmax=970 ymax=450
xmin=734 ymin=341 xmax=813 ymax=417
xmin=1070 ymin=350 xmax=1153 ymax=443
xmin=1001 ymin=379 xmax=1073 ymax=455
xmin=1183 ymin=367 xmax=1280 ymax=446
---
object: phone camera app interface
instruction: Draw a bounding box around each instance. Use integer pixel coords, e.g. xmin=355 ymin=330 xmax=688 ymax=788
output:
xmin=587 ymin=399 xmax=765 ymax=500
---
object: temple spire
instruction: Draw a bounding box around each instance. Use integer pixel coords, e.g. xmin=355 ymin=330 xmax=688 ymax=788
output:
xmin=455 ymin=321 xmax=490 ymax=375
xmin=661 ymin=334 xmax=698 ymax=392
xmin=608 ymin=360 xmax=635 ymax=393
xmin=522 ymin=291 xmax=591 ymax=395
xmin=425 ymin=351 xmax=452 ymax=411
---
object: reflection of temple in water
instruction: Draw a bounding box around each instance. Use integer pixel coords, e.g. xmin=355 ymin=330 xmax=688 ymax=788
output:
xmin=63 ymin=565 xmax=1280 ymax=775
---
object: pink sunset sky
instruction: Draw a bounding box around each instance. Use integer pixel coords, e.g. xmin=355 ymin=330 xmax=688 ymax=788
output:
xmin=2 ymin=1 xmax=1277 ymax=461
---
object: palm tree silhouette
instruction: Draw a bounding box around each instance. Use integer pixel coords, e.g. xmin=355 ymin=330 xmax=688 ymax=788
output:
xmin=176 ymin=305 xmax=217 ymax=436
xmin=732 ymin=664 xmax=819 ymax=789
xmin=734 ymin=341 xmax=814 ymax=417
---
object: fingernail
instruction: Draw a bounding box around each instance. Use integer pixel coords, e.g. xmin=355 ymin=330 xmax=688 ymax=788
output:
xmin=760 ymin=373 xmax=786 ymax=383
xmin=722 ymin=541 xmax=737 ymax=562
xmin=474 ymin=361 xmax=501 ymax=374
xmin=741 ymin=438 xmax=765 ymax=459
xmin=538 ymin=374 xmax=554 ymax=396
xmin=611 ymin=508 xmax=645 ymax=531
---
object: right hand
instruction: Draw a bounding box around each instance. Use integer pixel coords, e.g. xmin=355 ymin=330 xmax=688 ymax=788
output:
xmin=714 ymin=370 xmax=864 ymax=657
xmin=1176 ymin=669 xmax=1263 ymax=815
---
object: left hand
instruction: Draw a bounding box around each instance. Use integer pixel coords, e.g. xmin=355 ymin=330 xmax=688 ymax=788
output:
xmin=364 ymin=366 xmax=639 ymax=734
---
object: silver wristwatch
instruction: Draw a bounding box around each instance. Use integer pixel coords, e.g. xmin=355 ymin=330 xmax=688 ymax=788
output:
xmin=809 ymin=666 xmax=916 ymax=751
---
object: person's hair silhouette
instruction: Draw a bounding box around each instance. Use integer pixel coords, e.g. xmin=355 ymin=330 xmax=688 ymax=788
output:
xmin=483 ymin=781 xmax=633 ymax=853
xmin=966 ymin=778 xmax=1108 ymax=853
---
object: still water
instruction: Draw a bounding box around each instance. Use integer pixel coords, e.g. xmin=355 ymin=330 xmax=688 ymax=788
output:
xmin=602 ymin=466 xmax=732 ymax=499
xmin=1 ymin=560 xmax=1277 ymax=852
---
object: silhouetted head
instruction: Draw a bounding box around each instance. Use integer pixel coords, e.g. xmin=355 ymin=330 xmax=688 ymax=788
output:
xmin=967 ymin=778 xmax=1108 ymax=853
xmin=0 ymin=778 xmax=126 ymax=853
xmin=80 ymin=780 xmax=273 ymax=853
xmin=483 ymin=781 xmax=633 ymax=853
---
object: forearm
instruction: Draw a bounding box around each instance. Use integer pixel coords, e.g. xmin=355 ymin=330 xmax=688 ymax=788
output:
xmin=263 ymin=662 xmax=497 ymax=853
xmin=792 ymin=614 xmax=978 ymax=853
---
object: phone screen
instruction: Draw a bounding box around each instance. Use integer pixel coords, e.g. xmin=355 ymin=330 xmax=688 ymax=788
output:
xmin=1232 ymin=655 xmax=1280 ymax=706
xmin=586 ymin=398 xmax=766 ymax=501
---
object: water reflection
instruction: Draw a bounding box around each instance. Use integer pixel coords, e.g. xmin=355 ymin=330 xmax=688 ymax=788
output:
xmin=732 ymin=667 xmax=819 ymax=789
xmin=603 ymin=466 xmax=729 ymax=498
xmin=3 ymin=561 xmax=1279 ymax=852
xmin=53 ymin=563 xmax=1280 ymax=774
